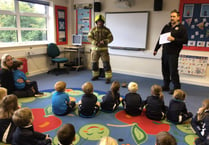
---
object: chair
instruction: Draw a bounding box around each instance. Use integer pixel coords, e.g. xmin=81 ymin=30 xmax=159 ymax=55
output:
xmin=47 ymin=43 xmax=69 ymax=75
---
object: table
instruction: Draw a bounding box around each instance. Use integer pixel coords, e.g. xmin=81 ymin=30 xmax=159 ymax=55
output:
xmin=64 ymin=45 xmax=85 ymax=71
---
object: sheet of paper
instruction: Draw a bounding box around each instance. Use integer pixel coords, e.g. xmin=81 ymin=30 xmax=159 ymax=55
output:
xmin=159 ymin=32 xmax=171 ymax=44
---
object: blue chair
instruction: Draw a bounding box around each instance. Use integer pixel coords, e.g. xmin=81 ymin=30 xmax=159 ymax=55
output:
xmin=47 ymin=43 xmax=69 ymax=75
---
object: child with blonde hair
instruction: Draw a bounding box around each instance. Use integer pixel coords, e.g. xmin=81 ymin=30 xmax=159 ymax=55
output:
xmin=191 ymin=99 xmax=209 ymax=145
xmin=167 ymin=89 xmax=193 ymax=124
xmin=98 ymin=136 xmax=118 ymax=145
xmin=78 ymin=82 xmax=100 ymax=117
xmin=142 ymin=84 xmax=167 ymax=120
xmin=0 ymin=87 xmax=7 ymax=103
xmin=0 ymin=94 xmax=18 ymax=143
xmin=52 ymin=81 xmax=76 ymax=116
xmin=122 ymin=82 xmax=142 ymax=116
xmin=12 ymin=107 xmax=52 ymax=145
xmin=57 ymin=123 xmax=76 ymax=145
xmin=100 ymin=81 xmax=122 ymax=112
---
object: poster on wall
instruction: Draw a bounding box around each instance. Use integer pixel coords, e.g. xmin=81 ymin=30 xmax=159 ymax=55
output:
xmin=55 ymin=6 xmax=68 ymax=45
xmin=76 ymin=8 xmax=91 ymax=44
xmin=179 ymin=0 xmax=209 ymax=51
xmin=178 ymin=54 xmax=208 ymax=76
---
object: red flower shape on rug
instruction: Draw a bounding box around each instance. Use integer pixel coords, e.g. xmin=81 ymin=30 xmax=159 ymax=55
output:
xmin=115 ymin=110 xmax=170 ymax=135
xmin=32 ymin=108 xmax=62 ymax=133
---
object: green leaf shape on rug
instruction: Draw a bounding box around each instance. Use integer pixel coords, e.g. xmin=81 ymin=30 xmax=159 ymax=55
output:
xmin=44 ymin=105 xmax=53 ymax=116
xmin=18 ymin=97 xmax=35 ymax=103
xmin=97 ymin=94 xmax=105 ymax=102
xmin=79 ymin=124 xmax=109 ymax=141
xmin=53 ymin=134 xmax=80 ymax=145
xmin=131 ymin=123 xmax=147 ymax=145
xmin=185 ymin=134 xmax=198 ymax=145
xmin=176 ymin=123 xmax=195 ymax=134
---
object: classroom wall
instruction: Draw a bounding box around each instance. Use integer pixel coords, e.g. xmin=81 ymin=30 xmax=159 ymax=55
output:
xmin=85 ymin=0 xmax=209 ymax=87
xmin=0 ymin=0 xmax=209 ymax=87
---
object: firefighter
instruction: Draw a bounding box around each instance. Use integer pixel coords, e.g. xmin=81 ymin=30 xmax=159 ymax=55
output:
xmin=88 ymin=14 xmax=113 ymax=84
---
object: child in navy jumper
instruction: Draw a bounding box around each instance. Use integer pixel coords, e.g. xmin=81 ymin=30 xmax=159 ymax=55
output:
xmin=78 ymin=82 xmax=100 ymax=117
xmin=122 ymin=82 xmax=142 ymax=116
xmin=52 ymin=81 xmax=76 ymax=116
xmin=143 ymin=84 xmax=167 ymax=121
xmin=100 ymin=81 xmax=122 ymax=112
xmin=12 ymin=107 xmax=52 ymax=145
xmin=191 ymin=99 xmax=209 ymax=145
xmin=167 ymin=89 xmax=193 ymax=124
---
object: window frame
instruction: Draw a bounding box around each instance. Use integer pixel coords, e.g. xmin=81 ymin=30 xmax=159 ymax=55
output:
xmin=0 ymin=0 xmax=53 ymax=48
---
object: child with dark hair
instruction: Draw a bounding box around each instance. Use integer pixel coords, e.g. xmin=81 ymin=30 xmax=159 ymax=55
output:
xmin=100 ymin=81 xmax=122 ymax=112
xmin=57 ymin=123 xmax=76 ymax=145
xmin=191 ymin=99 xmax=209 ymax=145
xmin=122 ymin=82 xmax=142 ymax=116
xmin=13 ymin=60 xmax=43 ymax=97
xmin=78 ymin=82 xmax=100 ymax=117
xmin=156 ymin=131 xmax=177 ymax=145
xmin=0 ymin=94 xmax=18 ymax=144
xmin=12 ymin=107 xmax=52 ymax=145
xmin=52 ymin=81 xmax=76 ymax=116
xmin=143 ymin=84 xmax=167 ymax=121
xmin=167 ymin=89 xmax=193 ymax=124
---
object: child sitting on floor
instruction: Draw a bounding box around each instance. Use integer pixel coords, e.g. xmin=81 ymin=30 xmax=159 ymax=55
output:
xmin=0 ymin=87 xmax=7 ymax=104
xmin=122 ymin=82 xmax=142 ymax=116
xmin=100 ymin=81 xmax=122 ymax=112
xmin=156 ymin=131 xmax=177 ymax=145
xmin=167 ymin=89 xmax=193 ymax=124
xmin=191 ymin=99 xmax=209 ymax=145
xmin=52 ymin=81 xmax=76 ymax=116
xmin=13 ymin=60 xmax=43 ymax=97
xmin=57 ymin=123 xmax=76 ymax=145
xmin=142 ymin=84 xmax=167 ymax=121
xmin=78 ymin=82 xmax=100 ymax=117
xmin=0 ymin=94 xmax=18 ymax=144
xmin=12 ymin=107 xmax=52 ymax=145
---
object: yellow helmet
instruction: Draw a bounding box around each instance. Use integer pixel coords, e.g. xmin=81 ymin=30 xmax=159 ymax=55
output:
xmin=95 ymin=14 xmax=105 ymax=23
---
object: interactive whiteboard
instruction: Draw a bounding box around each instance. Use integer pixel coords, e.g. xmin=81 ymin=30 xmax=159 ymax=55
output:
xmin=106 ymin=11 xmax=149 ymax=50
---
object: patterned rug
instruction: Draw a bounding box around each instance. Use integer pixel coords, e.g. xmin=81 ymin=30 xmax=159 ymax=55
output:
xmin=1 ymin=88 xmax=198 ymax=145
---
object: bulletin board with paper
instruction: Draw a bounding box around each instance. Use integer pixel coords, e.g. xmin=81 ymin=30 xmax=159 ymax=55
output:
xmin=179 ymin=0 xmax=209 ymax=51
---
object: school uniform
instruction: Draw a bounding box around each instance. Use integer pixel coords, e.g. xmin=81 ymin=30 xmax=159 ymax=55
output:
xmin=78 ymin=94 xmax=99 ymax=117
xmin=143 ymin=95 xmax=167 ymax=121
xmin=0 ymin=118 xmax=16 ymax=144
xmin=122 ymin=92 xmax=142 ymax=116
xmin=100 ymin=91 xmax=120 ymax=112
xmin=52 ymin=91 xmax=75 ymax=116
xmin=167 ymin=99 xmax=193 ymax=123
xmin=191 ymin=110 xmax=209 ymax=145
xmin=12 ymin=125 xmax=51 ymax=145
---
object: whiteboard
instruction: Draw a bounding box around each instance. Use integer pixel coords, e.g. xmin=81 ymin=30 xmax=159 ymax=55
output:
xmin=106 ymin=11 xmax=149 ymax=50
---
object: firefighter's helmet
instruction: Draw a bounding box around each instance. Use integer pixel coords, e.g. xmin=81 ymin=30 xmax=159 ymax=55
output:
xmin=95 ymin=14 xmax=105 ymax=23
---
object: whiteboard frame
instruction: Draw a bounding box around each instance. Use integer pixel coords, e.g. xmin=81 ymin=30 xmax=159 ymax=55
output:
xmin=105 ymin=11 xmax=149 ymax=50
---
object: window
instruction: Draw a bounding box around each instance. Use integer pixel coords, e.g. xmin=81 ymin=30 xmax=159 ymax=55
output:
xmin=0 ymin=0 xmax=53 ymax=46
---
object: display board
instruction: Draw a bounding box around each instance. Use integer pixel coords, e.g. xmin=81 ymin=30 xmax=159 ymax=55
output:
xmin=106 ymin=11 xmax=149 ymax=50
xmin=179 ymin=0 xmax=209 ymax=51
